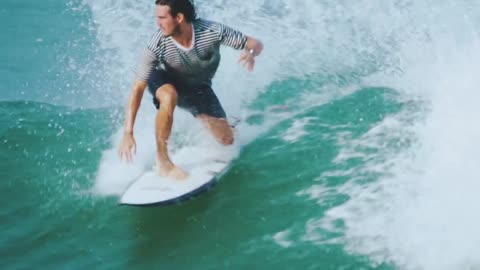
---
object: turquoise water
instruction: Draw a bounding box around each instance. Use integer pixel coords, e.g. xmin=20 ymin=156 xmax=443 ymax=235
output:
xmin=3 ymin=1 xmax=480 ymax=269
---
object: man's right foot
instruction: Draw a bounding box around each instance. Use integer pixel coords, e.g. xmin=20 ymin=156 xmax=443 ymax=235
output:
xmin=157 ymin=162 xmax=188 ymax=180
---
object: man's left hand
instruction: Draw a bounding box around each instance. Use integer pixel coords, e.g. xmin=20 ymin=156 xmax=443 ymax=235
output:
xmin=238 ymin=50 xmax=256 ymax=71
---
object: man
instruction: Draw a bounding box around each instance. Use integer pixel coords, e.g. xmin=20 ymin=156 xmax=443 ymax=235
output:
xmin=118 ymin=0 xmax=263 ymax=180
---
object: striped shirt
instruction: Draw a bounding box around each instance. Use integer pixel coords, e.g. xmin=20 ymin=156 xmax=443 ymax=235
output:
xmin=135 ymin=19 xmax=248 ymax=87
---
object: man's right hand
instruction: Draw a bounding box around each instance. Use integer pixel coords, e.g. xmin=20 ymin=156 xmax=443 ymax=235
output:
xmin=118 ymin=133 xmax=137 ymax=163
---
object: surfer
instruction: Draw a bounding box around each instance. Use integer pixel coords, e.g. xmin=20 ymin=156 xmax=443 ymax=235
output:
xmin=118 ymin=0 xmax=263 ymax=180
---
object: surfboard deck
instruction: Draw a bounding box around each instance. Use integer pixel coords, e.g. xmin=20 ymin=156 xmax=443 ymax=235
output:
xmin=119 ymin=116 xmax=241 ymax=207
xmin=119 ymin=155 xmax=233 ymax=207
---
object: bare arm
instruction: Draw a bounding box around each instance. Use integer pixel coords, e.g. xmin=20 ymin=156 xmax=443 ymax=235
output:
xmin=123 ymin=80 xmax=148 ymax=135
xmin=119 ymin=80 xmax=148 ymax=162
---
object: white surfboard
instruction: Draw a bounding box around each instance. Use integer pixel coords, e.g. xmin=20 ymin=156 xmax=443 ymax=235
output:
xmin=119 ymin=145 xmax=237 ymax=207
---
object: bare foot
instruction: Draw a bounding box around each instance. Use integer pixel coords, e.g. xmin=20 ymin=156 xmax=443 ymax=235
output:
xmin=157 ymin=160 xmax=188 ymax=180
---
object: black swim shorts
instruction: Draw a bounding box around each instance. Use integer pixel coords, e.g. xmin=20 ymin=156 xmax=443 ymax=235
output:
xmin=147 ymin=69 xmax=226 ymax=119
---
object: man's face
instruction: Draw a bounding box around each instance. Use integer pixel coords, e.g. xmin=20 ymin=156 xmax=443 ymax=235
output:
xmin=156 ymin=5 xmax=179 ymax=36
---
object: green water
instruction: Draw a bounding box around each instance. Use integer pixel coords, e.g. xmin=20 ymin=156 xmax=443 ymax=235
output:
xmin=1 ymin=85 xmax=406 ymax=269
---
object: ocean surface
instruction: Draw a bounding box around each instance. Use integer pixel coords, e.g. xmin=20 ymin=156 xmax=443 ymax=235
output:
xmin=2 ymin=0 xmax=480 ymax=269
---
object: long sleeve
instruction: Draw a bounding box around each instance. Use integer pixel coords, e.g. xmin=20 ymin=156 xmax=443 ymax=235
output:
xmin=217 ymin=22 xmax=248 ymax=50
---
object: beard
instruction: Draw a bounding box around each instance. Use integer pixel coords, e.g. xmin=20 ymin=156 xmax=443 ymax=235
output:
xmin=163 ymin=23 xmax=181 ymax=37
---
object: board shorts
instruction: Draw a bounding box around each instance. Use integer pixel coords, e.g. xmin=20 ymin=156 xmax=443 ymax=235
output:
xmin=147 ymin=69 xmax=226 ymax=119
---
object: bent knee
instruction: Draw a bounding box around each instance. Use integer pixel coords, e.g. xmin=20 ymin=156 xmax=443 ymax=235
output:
xmin=155 ymin=84 xmax=178 ymax=105
xmin=218 ymin=135 xmax=234 ymax=145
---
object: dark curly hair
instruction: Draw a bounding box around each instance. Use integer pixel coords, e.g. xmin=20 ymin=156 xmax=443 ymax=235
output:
xmin=155 ymin=0 xmax=196 ymax=22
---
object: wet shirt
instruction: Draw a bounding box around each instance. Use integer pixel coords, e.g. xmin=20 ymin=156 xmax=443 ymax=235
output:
xmin=135 ymin=19 xmax=248 ymax=87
